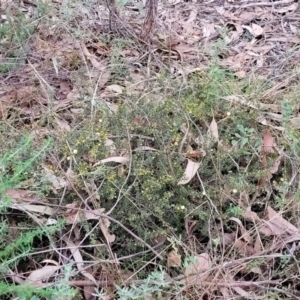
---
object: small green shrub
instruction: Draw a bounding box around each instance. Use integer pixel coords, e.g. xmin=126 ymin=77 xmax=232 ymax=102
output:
xmin=0 ymin=138 xmax=76 ymax=299
xmin=116 ymin=269 xmax=174 ymax=300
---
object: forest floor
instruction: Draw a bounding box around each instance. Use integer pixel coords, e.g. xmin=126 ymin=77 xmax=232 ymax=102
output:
xmin=1 ymin=0 xmax=300 ymax=299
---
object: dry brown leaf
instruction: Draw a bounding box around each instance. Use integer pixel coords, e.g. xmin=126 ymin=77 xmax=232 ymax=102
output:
xmin=274 ymin=2 xmax=298 ymax=13
xmin=207 ymin=117 xmax=219 ymax=141
xmin=219 ymin=53 xmax=252 ymax=69
xmin=266 ymin=206 xmax=299 ymax=235
xmin=134 ymin=146 xmax=158 ymax=151
xmin=290 ymin=23 xmax=298 ymax=34
xmin=227 ymin=275 xmax=251 ymax=298
xmin=65 ymin=208 xmax=105 ymax=224
xmin=269 ymin=155 xmax=282 ymax=174
xmin=229 ymin=217 xmax=252 ymax=243
xmin=10 ymin=203 xmax=54 ymax=216
xmin=83 ymin=267 xmax=97 ymax=300
xmin=243 ymin=24 xmax=264 ymax=37
xmin=99 ymin=217 xmax=116 ymax=244
xmin=186 ymin=149 xmax=205 ymax=159
xmin=245 ymin=45 xmax=274 ymax=55
xmin=214 ymin=7 xmax=240 ymax=20
xmin=262 ymin=130 xmax=275 ymax=154
xmin=99 ymin=156 xmax=129 ymax=164
xmin=185 ymin=10 xmax=197 ymax=23
xmin=219 ymin=286 xmax=230 ymax=297
xmin=41 ymin=259 xmax=60 ymax=266
xmin=70 ymin=108 xmax=84 ymax=114
xmin=63 ymin=238 xmax=99 ymax=287
xmin=43 ymin=165 xmax=68 ymax=190
xmin=234 ymin=240 xmax=256 ymax=256
xmin=81 ymin=42 xmax=106 ymax=70
xmin=66 ymin=167 xmax=76 ymax=184
xmin=223 ymin=95 xmax=258 ymax=109
xmin=172 ymin=43 xmax=197 ymax=56
xmin=201 ymin=21 xmax=216 ymax=38
xmin=178 ymin=159 xmax=201 ymax=185
xmin=265 ymin=112 xmax=282 ymax=122
xmin=232 ymin=285 xmax=251 ymax=298
xmin=235 ymin=70 xmax=246 ymax=78
xmin=167 ymin=0 xmax=180 ymax=4
xmin=242 ymin=209 xmax=273 ymax=236
xmin=261 ymin=79 xmax=289 ymax=99
xmin=167 ymin=250 xmax=181 ymax=267
xmin=250 ymin=266 xmax=262 ymax=275
xmin=5 ymin=189 xmax=43 ymax=203
xmin=257 ymin=115 xmax=284 ymax=131
xmin=6 ymin=269 xmax=24 ymax=285
xmin=54 ymin=117 xmax=71 ymax=132
xmin=185 ymin=253 xmax=211 ymax=285
xmin=106 ymin=84 xmax=124 ymax=94
xmin=254 ymin=236 xmax=262 ymax=253
xmin=97 ymin=71 xmax=111 ymax=88
xmin=223 ymin=231 xmax=237 ymax=246
xmin=243 ymin=206 xmax=299 ymax=236
xmin=252 ymin=24 xmax=264 ymax=36
xmin=230 ymin=23 xmax=244 ymax=42
xmin=24 ymin=265 xmax=61 ymax=288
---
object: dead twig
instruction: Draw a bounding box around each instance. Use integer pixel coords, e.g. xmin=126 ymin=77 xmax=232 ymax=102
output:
xmin=226 ymin=0 xmax=293 ymax=8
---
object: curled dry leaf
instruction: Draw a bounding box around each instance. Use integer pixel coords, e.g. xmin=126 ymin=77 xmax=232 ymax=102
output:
xmin=185 ymin=253 xmax=211 ymax=285
xmin=99 ymin=156 xmax=129 ymax=164
xmin=105 ymin=84 xmax=124 ymax=94
xmin=243 ymin=24 xmax=264 ymax=37
xmin=178 ymin=159 xmax=201 ymax=185
xmin=41 ymin=259 xmax=60 ymax=266
xmin=25 ymin=265 xmax=61 ymax=288
xmin=134 ymin=146 xmax=158 ymax=152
